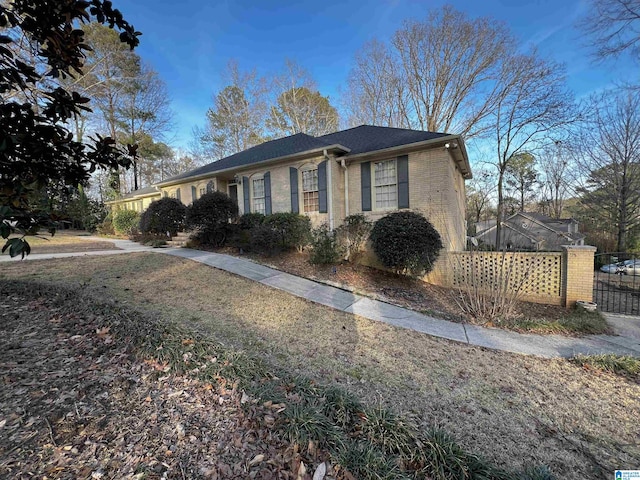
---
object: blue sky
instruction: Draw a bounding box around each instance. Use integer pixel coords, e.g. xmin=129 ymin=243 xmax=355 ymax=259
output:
xmin=114 ymin=0 xmax=629 ymax=152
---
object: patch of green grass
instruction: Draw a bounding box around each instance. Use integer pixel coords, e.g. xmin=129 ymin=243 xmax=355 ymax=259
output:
xmin=571 ymin=354 xmax=640 ymax=380
xmin=507 ymin=309 xmax=612 ymax=336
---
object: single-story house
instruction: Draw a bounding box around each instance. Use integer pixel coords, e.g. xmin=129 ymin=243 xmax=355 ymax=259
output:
xmin=475 ymin=212 xmax=585 ymax=251
xmin=108 ymin=125 xmax=472 ymax=250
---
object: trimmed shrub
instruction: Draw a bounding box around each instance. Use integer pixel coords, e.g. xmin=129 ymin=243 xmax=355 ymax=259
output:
xmin=370 ymin=211 xmax=442 ymax=276
xmin=336 ymin=214 xmax=372 ymax=262
xmin=249 ymin=224 xmax=280 ymax=255
xmin=112 ymin=209 xmax=140 ymax=236
xmin=264 ymin=212 xmax=311 ymax=252
xmin=239 ymin=212 xmax=265 ymax=230
xmin=310 ymin=223 xmax=344 ymax=264
xmin=186 ymin=191 xmax=238 ymax=246
xmin=139 ymin=197 xmax=186 ymax=236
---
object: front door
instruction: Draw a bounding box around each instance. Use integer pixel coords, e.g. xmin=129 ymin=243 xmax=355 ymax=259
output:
xmin=228 ymin=184 xmax=238 ymax=205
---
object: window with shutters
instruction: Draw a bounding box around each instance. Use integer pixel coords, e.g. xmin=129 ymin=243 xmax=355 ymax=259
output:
xmin=170 ymin=190 xmax=176 ymax=199
xmin=374 ymin=160 xmax=397 ymax=209
xmin=199 ymin=187 xmax=205 ymax=197
xmin=252 ymin=178 xmax=266 ymax=214
xmin=302 ymin=168 xmax=319 ymax=213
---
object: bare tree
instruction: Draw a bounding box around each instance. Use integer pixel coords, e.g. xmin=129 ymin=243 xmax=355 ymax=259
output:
xmin=391 ymin=5 xmax=513 ymax=137
xmin=343 ymin=40 xmax=410 ymax=128
xmin=538 ymin=141 xmax=574 ymax=219
xmin=491 ymin=51 xmax=575 ymax=246
xmin=466 ymin=169 xmax=496 ymax=235
xmin=575 ymin=91 xmax=640 ymax=252
xmin=267 ymin=59 xmax=339 ymax=136
xmin=504 ymin=152 xmax=538 ymax=212
xmin=195 ymin=60 xmax=268 ymax=159
xmin=580 ymin=0 xmax=640 ymax=61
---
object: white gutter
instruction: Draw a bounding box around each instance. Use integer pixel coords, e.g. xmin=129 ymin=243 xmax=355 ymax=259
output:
xmin=344 ymin=135 xmax=472 ymax=179
xmin=324 ymin=149 xmax=334 ymax=230
xmin=340 ymin=158 xmax=349 ymax=217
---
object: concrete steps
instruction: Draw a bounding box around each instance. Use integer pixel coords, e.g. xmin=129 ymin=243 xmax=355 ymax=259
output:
xmin=166 ymin=231 xmax=190 ymax=247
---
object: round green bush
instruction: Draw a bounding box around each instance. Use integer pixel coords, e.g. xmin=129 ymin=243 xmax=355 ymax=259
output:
xmin=264 ymin=212 xmax=311 ymax=252
xmin=112 ymin=209 xmax=140 ymax=236
xmin=369 ymin=211 xmax=443 ymax=276
xmin=139 ymin=198 xmax=186 ymax=236
xmin=186 ymin=191 xmax=238 ymax=246
xmin=239 ymin=212 xmax=265 ymax=230
xmin=310 ymin=223 xmax=344 ymax=264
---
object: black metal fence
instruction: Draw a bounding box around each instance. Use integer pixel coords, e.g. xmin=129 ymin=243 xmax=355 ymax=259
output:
xmin=594 ymin=252 xmax=640 ymax=315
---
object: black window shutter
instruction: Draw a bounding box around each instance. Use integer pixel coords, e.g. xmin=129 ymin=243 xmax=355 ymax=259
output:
xmin=243 ymin=176 xmax=250 ymax=213
xmin=191 ymin=186 xmax=197 ymax=202
xmin=264 ymin=171 xmax=272 ymax=215
xmin=176 ymin=188 xmax=181 ymax=201
xmin=361 ymin=162 xmax=371 ymax=211
xmin=290 ymin=167 xmax=299 ymax=213
xmin=397 ymin=155 xmax=409 ymax=209
xmin=318 ymin=161 xmax=328 ymax=213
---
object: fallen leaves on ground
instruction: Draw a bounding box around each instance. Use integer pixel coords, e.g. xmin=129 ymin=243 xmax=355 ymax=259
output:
xmin=0 ymin=293 xmax=333 ymax=479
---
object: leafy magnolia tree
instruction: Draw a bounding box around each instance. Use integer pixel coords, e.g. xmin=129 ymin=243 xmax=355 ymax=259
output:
xmin=0 ymin=0 xmax=139 ymax=258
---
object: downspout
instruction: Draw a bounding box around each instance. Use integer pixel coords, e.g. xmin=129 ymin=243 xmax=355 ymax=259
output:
xmin=324 ymin=149 xmax=334 ymax=230
xmin=340 ymin=158 xmax=349 ymax=218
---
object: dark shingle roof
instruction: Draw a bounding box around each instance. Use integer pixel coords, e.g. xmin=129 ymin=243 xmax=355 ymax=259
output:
xmin=161 ymin=133 xmax=335 ymax=184
xmin=118 ymin=185 xmax=160 ymax=200
xmin=318 ymin=125 xmax=449 ymax=155
xmin=160 ymin=125 xmax=452 ymax=185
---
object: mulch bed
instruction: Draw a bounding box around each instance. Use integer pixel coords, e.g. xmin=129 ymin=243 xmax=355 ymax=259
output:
xmin=217 ymin=248 xmax=572 ymax=324
xmin=0 ymin=289 xmax=330 ymax=479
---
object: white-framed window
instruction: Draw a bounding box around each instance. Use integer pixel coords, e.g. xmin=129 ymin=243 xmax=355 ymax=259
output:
xmin=170 ymin=191 xmax=176 ymax=199
xmin=302 ymin=168 xmax=319 ymax=213
xmin=252 ymin=178 xmax=265 ymax=214
xmin=199 ymin=187 xmax=205 ymax=197
xmin=374 ymin=159 xmax=397 ymax=209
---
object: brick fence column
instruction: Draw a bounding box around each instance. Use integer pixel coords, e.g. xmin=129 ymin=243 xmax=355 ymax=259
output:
xmin=561 ymin=245 xmax=597 ymax=308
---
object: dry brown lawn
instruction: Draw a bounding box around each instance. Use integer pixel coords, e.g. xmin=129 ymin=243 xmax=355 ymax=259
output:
xmin=2 ymin=231 xmax=118 ymax=255
xmin=2 ymin=252 xmax=639 ymax=479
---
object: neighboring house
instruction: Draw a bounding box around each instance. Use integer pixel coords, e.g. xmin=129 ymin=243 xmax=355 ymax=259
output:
xmin=475 ymin=212 xmax=585 ymax=251
xmin=108 ymin=125 xmax=472 ymax=250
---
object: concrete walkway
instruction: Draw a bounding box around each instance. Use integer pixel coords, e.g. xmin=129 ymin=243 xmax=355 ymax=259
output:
xmin=3 ymin=238 xmax=640 ymax=359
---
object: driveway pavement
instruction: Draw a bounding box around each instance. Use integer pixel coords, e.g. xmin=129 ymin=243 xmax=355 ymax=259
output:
xmin=3 ymin=238 xmax=640 ymax=359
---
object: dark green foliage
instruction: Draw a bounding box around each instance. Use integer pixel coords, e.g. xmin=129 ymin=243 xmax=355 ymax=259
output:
xmin=334 ymin=442 xmax=405 ymax=480
xmin=249 ymin=224 xmax=281 ymax=255
xmin=310 ymin=223 xmax=344 ymax=264
xmin=282 ymin=402 xmax=344 ymax=449
xmin=370 ymin=211 xmax=443 ymax=276
xmin=239 ymin=212 xmax=266 ymax=230
xmin=66 ymin=187 xmax=108 ymax=232
xmin=263 ymin=212 xmax=311 ymax=252
xmin=321 ymin=386 xmax=364 ymax=430
xmin=139 ymin=198 xmax=186 ymax=236
xmin=186 ymin=191 xmax=238 ymax=246
xmin=336 ymin=214 xmax=372 ymax=262
xmin=516 ymin=465 xmax=555 ymax=480
xmin=0 ymin=1 xmax=139 ymax=257
xmin=112 ymin=210 xmax=139 ymax=235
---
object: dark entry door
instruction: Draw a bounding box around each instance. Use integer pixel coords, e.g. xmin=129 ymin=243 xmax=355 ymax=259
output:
xmin=228 ymin=184 xmax=238 ymax=205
